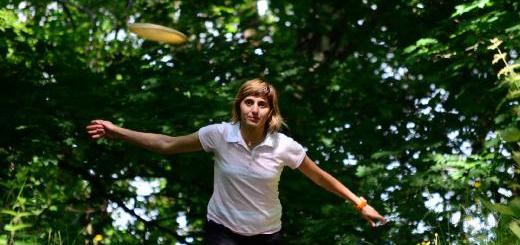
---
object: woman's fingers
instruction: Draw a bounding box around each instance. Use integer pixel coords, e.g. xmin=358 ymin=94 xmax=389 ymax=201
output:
xmin=370 ymin=215 xmax=386 ymax=227
xmin=86 ymin=125 xmax=104 ymax=132
xmin=379 ymin=216 xmax=386 ymax=225
xmin=87 ymin=123 xmax=103 ymax=127
xmin=360 ymin=205 xmax=387 ymax=227
xmin=87 ymin=129 xmax=105 ymax=134
xmin=91 ymin=134 xmax=103 ymax=139
xmin=87 ymin=120 xmax=111 ymax=140
xmin=86 ymin=126 xmax=103 ymax=132
xmin=91 ymin=119 xmax=105 ymax=125
xmin=363 ymin=216 xmax=376 ymax=227
xmin=87 ymin=127 xmax=105 ymax=139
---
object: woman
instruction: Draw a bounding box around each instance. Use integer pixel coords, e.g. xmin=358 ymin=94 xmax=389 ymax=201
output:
xmin=86 ymin=79 xmax=385 ymax=244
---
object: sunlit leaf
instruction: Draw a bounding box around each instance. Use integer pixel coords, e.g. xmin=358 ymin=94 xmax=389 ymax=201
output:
xmin=0 ymin=210 xmax=18 ymax=216
xmin=488 ymin=38 xmax=503 ymax=50
xmin=4 ymin=223 xmax=32 ymax=232
xmin=509 ymin=221 xmax=520 ymax=238
xmin=493 ymin=53 xmax=507 ymax=64
xmin=370 ymin=151 xmax=399 ymax=159
xmin=452 ymin=0 xmax=492 ymax=17
xmin=497 ymin=127 xmax=520 ymax=142
xmin=482 ymin=200 xmax=516 ymax=216
xmin=416 ymin=38 xmax=438 ymax=46
xmin=512 ymin=152 xmax=520 ymax=165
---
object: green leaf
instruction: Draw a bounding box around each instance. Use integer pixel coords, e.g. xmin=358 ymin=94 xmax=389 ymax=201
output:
xmin=410 ymin=175 xmax=427 ymax=187
xmin=355 ymin=164 xmax=384 ymax=178
xmin=355 ymin=166 xmax=370 ymax=178
xmin=512 ymin=152 xmax=520 ymax=165
xmin=403 ymin=45 xmax=416 ymax=54
xmin=0 ymin=210 xmax=18 ymax=216
xmin=505 ymin=24 xmax=520 ymax=33
xmin=497 ymin=127 xmax=520 ymax=142
xmin=509 ymin=221 xmax=520 ymax=239
xmin=370 ymin=151 xmax=399 ymax=159
xmin=510 ymin=198 xmax=520 ymax=215
xmin=416 ymin=38 xmax=438 ymax=46
xmin=494 ymin=113 xmax=508 ymax=124
xmin=490 ymin=204 xmax=516 ymax=216
xmin=4 ymin=223 xmax=32 ymax=232
xmin=484 ymin=137 xmax=500 ymax=148
xmin=320 ymin=137 xmax=333 ymax=147
xmin=451 ymin=0 xmax=492 ymax=17
xmin=1 ymin=210 xmax=33 ymax=219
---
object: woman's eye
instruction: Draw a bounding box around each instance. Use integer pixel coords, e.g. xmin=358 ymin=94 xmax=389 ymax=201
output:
xmin=245 ymin=100 xmax=253 ymax=105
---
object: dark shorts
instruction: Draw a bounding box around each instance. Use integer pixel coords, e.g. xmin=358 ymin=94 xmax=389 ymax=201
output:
xmin=203 ymin=220 xmax=283 ymax=245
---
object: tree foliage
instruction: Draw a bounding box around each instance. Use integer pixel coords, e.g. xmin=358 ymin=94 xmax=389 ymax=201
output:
xmin=1 ymin=0 xmax=519 ymax=244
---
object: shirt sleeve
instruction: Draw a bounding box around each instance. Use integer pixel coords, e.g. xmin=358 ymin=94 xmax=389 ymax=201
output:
xmin=281 ymin=137 xmax=306 ymax=169
xmin=198 ymin=124 xmax=222 ymax=152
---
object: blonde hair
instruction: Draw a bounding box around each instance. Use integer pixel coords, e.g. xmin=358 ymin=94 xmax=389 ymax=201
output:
xmin=232 ymin=78 xmax=285 ymax=134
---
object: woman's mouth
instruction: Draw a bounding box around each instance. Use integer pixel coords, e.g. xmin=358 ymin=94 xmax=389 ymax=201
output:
xmin=248 ymin=117 xmax=259 ymax=122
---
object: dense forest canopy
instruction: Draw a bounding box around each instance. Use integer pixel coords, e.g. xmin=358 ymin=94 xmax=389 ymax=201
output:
xmin=1 ymin=0 xmax=519 ymax=244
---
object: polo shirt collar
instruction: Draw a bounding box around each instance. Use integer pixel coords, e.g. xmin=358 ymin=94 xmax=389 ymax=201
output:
xmin=226 ymin=122 xmax=241 ymax=143
xmin=226 ymin=122 xmax=275 ymax=148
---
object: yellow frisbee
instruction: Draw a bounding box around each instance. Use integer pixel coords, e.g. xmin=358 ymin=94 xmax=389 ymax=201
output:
xmin=128 ymin=23 xmax=187 ymax=44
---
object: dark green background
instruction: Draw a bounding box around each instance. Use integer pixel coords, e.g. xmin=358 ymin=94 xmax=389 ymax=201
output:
xmin=1 ymin=0 xmax=519 ymax=244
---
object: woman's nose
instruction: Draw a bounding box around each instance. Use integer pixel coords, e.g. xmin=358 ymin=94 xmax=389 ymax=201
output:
xmin=251 ymin=104 xmax=259 ymax=113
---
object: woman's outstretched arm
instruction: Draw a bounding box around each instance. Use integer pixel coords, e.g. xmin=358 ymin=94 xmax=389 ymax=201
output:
xmin=86 ymin=119 xmax=203 ymax=154
xmin=298 ymin=155 xmax=386 ymax=227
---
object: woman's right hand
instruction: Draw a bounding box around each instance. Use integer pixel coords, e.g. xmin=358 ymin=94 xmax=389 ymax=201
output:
xmin=86 ymin=120 xmax=119 ymax=139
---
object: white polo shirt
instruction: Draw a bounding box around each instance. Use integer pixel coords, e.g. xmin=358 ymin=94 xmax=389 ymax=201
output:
xmin=198 ymin=122 xmax=306 ymax=236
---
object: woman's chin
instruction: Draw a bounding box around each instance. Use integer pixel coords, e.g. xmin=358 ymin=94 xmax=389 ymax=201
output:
xmin=244 ymin=121 xmax=262 ymax=128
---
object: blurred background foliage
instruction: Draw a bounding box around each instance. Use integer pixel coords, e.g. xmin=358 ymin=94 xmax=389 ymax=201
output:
xmin=1 ymin=0 xmax=519 ymax=244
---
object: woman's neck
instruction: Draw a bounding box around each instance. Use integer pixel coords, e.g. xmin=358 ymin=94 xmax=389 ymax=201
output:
xmin=240 ymin=124 xmax=266 ymax=149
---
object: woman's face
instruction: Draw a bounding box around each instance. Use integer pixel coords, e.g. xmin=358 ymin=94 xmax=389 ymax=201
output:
xmin=240 ymin=95 xmax=271 ymax=130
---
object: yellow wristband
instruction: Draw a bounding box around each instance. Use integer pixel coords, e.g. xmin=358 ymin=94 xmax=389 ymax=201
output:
xmin=355 ymin=197 xmax=367 ymax=211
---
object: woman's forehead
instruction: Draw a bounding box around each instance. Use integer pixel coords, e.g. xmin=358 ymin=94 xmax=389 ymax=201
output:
xmin=243 ymin=94 xmax=268 ymax=101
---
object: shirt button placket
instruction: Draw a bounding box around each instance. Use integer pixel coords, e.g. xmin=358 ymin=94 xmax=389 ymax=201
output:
xmin=249 ymin=149 xmax=254 ymax=169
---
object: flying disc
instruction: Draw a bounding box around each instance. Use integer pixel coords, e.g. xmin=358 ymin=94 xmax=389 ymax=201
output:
xmin=128 ymin=23 xmax=187 ymax=44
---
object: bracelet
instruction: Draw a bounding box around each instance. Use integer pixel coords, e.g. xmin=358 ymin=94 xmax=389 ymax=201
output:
xmin=355 ymin=197 xmax=367 ymax=211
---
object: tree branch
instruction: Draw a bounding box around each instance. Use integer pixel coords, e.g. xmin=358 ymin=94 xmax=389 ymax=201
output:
xmin=57 ymin=155 xmax=196 ymax=244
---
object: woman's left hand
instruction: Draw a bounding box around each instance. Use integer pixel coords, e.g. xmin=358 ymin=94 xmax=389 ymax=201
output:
xmin=359 ymin=205 xmax=386 ymax=227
